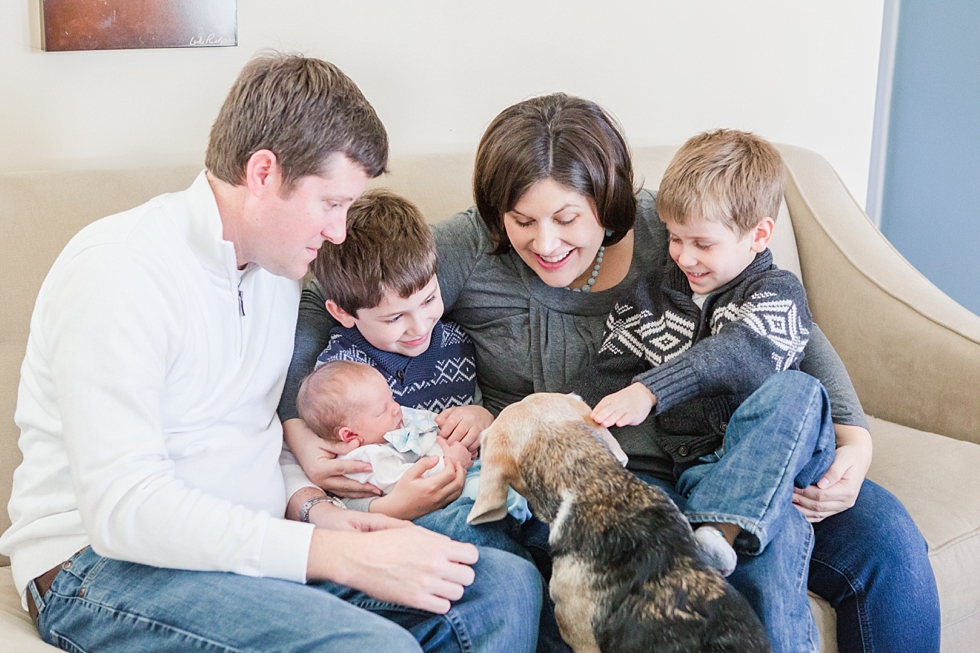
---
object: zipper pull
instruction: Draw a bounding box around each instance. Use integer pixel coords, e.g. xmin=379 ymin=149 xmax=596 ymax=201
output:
xmin=238 ymin=289 xmax=245 ymax=317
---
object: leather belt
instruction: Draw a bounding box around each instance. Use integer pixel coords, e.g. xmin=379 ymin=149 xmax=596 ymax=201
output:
xmin=26 ymin=560 xmax=71 ymax=623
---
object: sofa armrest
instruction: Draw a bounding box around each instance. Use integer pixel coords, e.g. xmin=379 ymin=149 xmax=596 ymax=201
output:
xmin=778 ymin=144 xmax=980 ymax=445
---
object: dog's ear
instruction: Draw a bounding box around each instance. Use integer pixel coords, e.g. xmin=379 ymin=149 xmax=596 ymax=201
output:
xmin=585 ymin=420 xmax=629 ymax=467
xmin=466 ymin=427 xmax=515 ymax=525
xmin=566 ymin=393 xmax=630 ymax=467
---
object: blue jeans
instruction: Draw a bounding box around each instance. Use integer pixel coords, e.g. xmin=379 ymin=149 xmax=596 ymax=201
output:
xmin=32 ymin=544 xmax=543 ymax=653
xmin=809 ymin=479 xmax=940 ymax=653
xmin=415 ymin=497 xmax=531 ymax=564
xmin=415 ymin=497 xmax=571 ymax=653
xmin=637 ymin=374 xmax=940 ymax=653
xmin=677 ymin=371 xmax=836 ymax=555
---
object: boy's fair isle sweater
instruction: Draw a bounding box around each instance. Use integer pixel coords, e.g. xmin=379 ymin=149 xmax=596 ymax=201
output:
xmin=315 ymin=320 xmax=479 ymax=411
xmin=575 ymin=248 xmax=812 ymax=464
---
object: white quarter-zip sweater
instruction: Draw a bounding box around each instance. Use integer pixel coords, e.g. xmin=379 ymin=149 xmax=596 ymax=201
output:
xmin=0 ymin=172 xmax=317 ymax=605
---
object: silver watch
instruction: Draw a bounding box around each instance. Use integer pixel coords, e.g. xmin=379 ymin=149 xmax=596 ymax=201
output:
xmin=298 ymin=495 xmax=346 ymax=522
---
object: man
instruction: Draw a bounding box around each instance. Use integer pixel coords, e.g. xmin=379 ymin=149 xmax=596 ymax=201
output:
xmin=0 ymin=53 xmax=542 ymax=652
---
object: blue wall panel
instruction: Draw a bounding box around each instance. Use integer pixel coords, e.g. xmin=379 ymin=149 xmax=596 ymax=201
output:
xmin=881 ymin=0 xmax=980 ymax=315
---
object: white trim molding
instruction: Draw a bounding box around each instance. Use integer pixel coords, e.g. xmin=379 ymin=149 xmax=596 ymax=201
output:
xmin=867 ymin=0 xmax=902 ymax=228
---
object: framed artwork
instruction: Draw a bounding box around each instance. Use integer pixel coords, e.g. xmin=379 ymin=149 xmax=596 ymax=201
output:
xmin=40 ymin=0 xmax=237 ymax=52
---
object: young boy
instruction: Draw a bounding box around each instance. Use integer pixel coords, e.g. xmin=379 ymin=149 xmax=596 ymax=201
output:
xmin=284 ymin=189 xmax=533 ymax=552
xmin=576 ymin=129 xmax=836 ymax=578
xmin=296 ymin=360 xmax=529 ymax=519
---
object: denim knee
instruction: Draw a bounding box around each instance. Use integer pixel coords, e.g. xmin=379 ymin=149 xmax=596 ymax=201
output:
xmin=461 ymin=548 xmax=543 ymax=653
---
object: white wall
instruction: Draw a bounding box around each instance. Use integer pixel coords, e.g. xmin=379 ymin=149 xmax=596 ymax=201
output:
xmin=1 ymin=1 xmax=883 ymax=206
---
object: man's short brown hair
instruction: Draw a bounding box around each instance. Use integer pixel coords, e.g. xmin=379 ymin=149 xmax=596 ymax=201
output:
xmin=473 ymin=93 xmax=637 ymax=255
xmin=296 ymin=360 xmax=377 ymax=442
xmin=311 ymin=189 xmax=437 ymax=316
xmin=206 ymin=52 xmax=388 ymax=194
xmin=657 ymin=129 xmax=785 ymax=236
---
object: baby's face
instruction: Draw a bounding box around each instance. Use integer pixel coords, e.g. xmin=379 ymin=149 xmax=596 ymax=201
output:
xmin=348 ymin=370 xmax=404 ymax=445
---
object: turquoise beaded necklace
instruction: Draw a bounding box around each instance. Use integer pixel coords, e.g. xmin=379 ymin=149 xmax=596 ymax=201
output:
xmin=570 ymin=245 xmax=604 ymax=293
xmin=569 ymin=230 xmax=613 ymax=293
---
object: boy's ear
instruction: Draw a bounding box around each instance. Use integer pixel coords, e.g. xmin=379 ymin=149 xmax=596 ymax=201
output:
xmin=325 ymin=299 xmax=358 ymax=328
xmin=749 ymin=216 xmax=775 ymax=252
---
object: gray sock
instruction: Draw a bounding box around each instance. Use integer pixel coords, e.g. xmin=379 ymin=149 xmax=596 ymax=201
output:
xmin=693 ymin=525 xmax=738 ymax=577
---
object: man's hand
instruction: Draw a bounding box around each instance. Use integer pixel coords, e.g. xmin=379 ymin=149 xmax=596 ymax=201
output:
xmin=437 ymin=437 xmax=474 ymax=469
xmin=308 ymin=524 xmax=479 ymax=614
xmin=282 ymin=418 xmax=381 ymax=498
xmin=792 ymin=423 xmax=872 ymax=522
xmin=436 ymin=405 xmax=493 ymax=453
xmin=590 ymin=382 xmax=657 ymax=427
xmin=368 ymin=456 xmax=466 ymax=520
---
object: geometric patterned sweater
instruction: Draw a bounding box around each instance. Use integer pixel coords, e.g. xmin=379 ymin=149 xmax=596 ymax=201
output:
xmin=573 ymin=248 xmax=812 ymax=464
xmin=315 ymin=319 xmax=478 ymax=413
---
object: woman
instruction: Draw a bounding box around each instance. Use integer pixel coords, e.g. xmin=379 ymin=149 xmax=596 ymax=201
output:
xmin=280 ymin=94 xmax=939 ymax=653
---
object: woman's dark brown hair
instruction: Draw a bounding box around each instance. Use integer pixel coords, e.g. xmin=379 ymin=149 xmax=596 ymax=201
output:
xmin=473 ymin=93 xmax=637 ymax=254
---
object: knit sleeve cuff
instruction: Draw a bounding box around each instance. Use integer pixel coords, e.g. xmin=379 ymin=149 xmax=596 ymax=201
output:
xmin=635 ymin=362 xmax=701 ymax=414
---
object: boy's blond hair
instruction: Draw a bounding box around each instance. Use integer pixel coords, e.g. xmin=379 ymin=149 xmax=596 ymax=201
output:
xmin=311 ymin=189 xmax=438 ymax=316
xmin=656 ymin=129 xmax=785 ymax=236
xmin=296 ymin=360 xmax=379 ymax=442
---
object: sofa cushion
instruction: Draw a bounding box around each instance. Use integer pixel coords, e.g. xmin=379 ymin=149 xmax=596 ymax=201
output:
xmin=0 ymin=568 xmax=56 ymax=651
xmin=865 ymin=415 xmax=980 ymax=645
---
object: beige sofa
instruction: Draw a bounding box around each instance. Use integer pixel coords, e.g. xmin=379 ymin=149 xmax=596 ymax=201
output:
xmin=2 ymin=146 xmax=979 ymax=652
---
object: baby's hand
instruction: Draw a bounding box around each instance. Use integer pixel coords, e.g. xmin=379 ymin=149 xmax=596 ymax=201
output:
xmin=590 ymin=383 xmax=657 ymax=427
xmin=436 ymin=405 xmax=493 ymax=454
xmin=370 ymin=457 xmax=465 ymax=520
xmin=437 ymin=437 xmax=474 ymax=470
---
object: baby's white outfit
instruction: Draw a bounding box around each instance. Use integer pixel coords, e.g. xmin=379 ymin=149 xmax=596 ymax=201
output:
xmin=340 ymin=407 xmax=447 ymax=494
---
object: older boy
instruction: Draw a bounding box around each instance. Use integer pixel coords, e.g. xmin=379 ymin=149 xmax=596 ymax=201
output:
xmin=576 ymin=129 xmax=836 ymax=648
xmin=286 ymin=189 xmax=535 ymax=526
xmin=284 ymin=190 xmax=497 ymax=514
xmin=0 ymin=53 xmax=543 ymax=653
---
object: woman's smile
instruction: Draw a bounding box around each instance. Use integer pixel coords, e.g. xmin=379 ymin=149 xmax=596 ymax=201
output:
xmin=535 ymin=249 xmax=574 ymax=268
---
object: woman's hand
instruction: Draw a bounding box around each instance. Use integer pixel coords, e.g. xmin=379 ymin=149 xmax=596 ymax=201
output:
xmin=282 ymin=418 xmax=381 ymax=499
xmin=792 ymin=423 xmax=873 ymax=522
xmin=436 ymin=405 xmax=493 ymax=453
xmin=591 ymin=382 xmax=657 ymax=427
xmin=368 ymin=456 xmax=466 ymax=520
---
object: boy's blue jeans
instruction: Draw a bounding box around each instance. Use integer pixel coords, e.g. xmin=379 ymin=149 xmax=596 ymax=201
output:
xmin=679 ymin=370 xmax=835 ymax=653
xmin=638 ymin=371 xmax=939 ymax=653
xmin=31 ymin=544 xmax=543 ymax=653
xmin=676 ymin=371 xmax=836 ymax=557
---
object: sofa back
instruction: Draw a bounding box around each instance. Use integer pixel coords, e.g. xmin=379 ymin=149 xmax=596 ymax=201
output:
xmin=0 ymin=146 xmax=802 ymax=566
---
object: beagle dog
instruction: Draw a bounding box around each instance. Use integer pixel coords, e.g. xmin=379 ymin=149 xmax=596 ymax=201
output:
xmin=467 ymin=393 xmax=770 ymax=653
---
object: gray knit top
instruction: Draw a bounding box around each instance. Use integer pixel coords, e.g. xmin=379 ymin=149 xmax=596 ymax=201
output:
xmin=278 ymin=189 xmax=867 ymax=480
